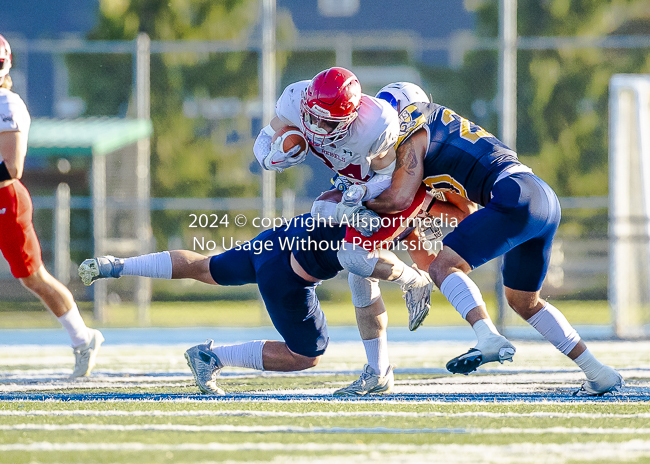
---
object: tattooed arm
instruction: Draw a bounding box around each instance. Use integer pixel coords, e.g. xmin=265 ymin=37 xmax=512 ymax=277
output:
xmin=365 ymin=128 xmax=427 ymax=214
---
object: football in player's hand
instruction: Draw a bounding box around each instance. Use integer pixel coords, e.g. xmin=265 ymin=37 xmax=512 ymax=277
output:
xmin=315 ymin=188 xmax=343 ymax=203
xmin=272 ymin=126 xmax=309 ymax=156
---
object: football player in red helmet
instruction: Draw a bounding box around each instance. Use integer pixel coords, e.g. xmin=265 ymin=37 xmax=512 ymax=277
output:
xmin=0 ymin=34 xmax=104 ymax=378
xmin=300 ymin=67 xmax=361 ymax=147
xmin=253 ymin=70 xmax=436 ymax=395
xmin=254 ymin=67 xmax=397 ymax=194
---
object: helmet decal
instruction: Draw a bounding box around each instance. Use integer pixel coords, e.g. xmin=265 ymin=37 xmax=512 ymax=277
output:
xmin=375 ymin=82 xmax=430 ymax=113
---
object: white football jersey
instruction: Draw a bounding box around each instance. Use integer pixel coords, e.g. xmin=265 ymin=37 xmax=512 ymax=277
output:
xmin=275 ymin=81 xmax=399 ymax=183
xmin=0 ymin=88 xmax=30 ymax=135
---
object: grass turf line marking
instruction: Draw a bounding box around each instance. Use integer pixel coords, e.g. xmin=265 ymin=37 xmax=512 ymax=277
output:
xmin=0 ymin=384 xmax=190 ymax=393
xmin=3 ymin=410 xmax=650 ymax=419
xmin=2 ymin=440 xmax=650 ymax=454
xmin=5 ymin=441 xmax=650 ymax=464
xmin=3 ymin=424 xmax=650 ymax=434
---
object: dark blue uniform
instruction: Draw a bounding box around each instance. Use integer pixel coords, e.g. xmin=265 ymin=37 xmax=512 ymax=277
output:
xmin=400 ymin=103 xmax=561 ymax=292
xmin=209 ymin=214 xmax=345 ymax=357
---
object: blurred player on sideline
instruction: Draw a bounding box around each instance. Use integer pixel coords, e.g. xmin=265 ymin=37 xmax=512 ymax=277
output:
xmin=367 ymin=85 xmax=624 ymax=396
xmin=78 ymin=213 xmax=440 ymax=395
xmin=0 ymin=34 xmax=103 ymax=377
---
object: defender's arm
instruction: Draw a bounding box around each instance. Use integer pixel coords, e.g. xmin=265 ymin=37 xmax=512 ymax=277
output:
xmin=366 ymin=128 xmax=427 ymax=214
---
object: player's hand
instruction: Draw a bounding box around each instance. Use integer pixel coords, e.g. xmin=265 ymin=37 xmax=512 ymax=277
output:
xmin=355 ymin=208 xmax=382 ymax=237
xmin=342 ymin=184 xmax=367 ymax=206
xmin=263 ymin=144 xmax=305 ymax=172
xmin=262 ymin=134 xmax=308 ymax=172
xmin=335 ymin=202 xmax=382 ymax=237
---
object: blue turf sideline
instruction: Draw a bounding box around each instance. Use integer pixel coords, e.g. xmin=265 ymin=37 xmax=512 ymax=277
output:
xmin=0 ymin=325 xmax=613 ymax=346
xmin=0 ymin=390 xmax=645 ymax=403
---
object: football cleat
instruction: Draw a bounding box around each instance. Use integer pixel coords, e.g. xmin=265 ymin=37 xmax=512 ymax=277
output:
xmin=184 ymin=340 xmax=225 ymax=395
xmin=402 ymin=267 xmax=434 ymax=331
xmin=333 ymin=364 xmax=394 ymax=396
xmin=573 ymin=365 xmax=625 ymax=397
xmin=78 ymin=256 xmax=124 ymax=286
xmin=446 ymin=334 xmax=516 ymax=374
xmin=71 ymin=329 xmax=104 ymax=378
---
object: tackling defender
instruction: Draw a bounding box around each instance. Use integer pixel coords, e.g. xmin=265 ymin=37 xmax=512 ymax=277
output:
xmin=366 ymin=90 xmax=623 ymax=396
xmin=0 ymin=34 xmax=103 ymax=377
xmin=78 ymin=212 xmax=446 ymax=395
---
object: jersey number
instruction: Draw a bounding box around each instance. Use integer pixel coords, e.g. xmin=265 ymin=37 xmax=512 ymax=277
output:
xmin=311 ymin=150 xmax=371 ymax=182
xmin=441 ymin=108 xmax=493 ymax=143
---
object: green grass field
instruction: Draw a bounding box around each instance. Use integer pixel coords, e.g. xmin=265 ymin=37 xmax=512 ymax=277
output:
xmin=0 ymin=295 xmax=611 ymax=328
xmin=1 ymin=339 xmax=648 ymax=463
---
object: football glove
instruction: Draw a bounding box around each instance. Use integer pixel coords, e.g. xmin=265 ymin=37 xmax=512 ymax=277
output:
xmin=262 ymin=134 xmax=308 ymax=172
xmin=341 ymin=184 xmax=367 ymax=206
xmin=335 ymin=202 xmax=382 ymax=238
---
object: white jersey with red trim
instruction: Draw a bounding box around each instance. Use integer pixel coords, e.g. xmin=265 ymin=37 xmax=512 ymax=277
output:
xmin=0 ymin=88 xmax=31 ymax=135
xmin=275 ymin=81 xmax=399 ymax=183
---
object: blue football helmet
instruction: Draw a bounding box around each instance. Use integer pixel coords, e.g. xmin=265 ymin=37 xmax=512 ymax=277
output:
xmin=375 ymin=82 xmax=430 ymax=113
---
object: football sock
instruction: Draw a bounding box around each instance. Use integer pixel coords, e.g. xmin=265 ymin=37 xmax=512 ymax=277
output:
xmin=122 ymin=251 xmax=173 ymax=279
xmin=212 ymin=340 xmax=265 ymax=371
xmin=526 ymin=303 xmax=580 ymax=355
xmin=574 ymin=349 xmax=606 ymax=380
xmin=440 ymin=271 xmax=486 ymax=320
xmin=391 ymin=262 xmax=422 ymax=288
xmin=472 ymin=318 xmax=500 ymax=341
xmin=57 ymin=304 xmax=91 ymax=348
xmin=362 ymin=334 xmax=390 ymax=376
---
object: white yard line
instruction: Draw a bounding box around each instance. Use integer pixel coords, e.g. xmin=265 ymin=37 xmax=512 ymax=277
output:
xmin=2 ymin=409 xmax=650 ymax=419
xmin=2 ymin=424 xmax=650 ymax=434
xmin=2 ymin=439 xmax=650 ymax=464
xmin=0 ymin=382 xmax=189 ymax=392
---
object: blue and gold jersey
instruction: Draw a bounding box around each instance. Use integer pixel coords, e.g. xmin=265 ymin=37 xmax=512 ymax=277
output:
xmin=396 ymin=103 xmax=522 ymax=206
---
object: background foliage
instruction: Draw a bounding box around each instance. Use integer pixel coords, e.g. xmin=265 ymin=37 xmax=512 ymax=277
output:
xmin=66 ymin=0 xmax=300 ymax=248
xmin=419 ymin=0 xmax=650 ymax=197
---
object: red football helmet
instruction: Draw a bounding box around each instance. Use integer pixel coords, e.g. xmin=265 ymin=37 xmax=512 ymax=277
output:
xmin=300 ymin=67 xmax=361 ymax=147
xmin=0 ymin=34 xmax=11 ymax=79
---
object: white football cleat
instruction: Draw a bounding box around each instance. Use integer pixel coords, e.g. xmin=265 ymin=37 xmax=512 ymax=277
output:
xmin=574 ymin=365 xmax=625 ymax=397
xmin=184 ymin=340 xmax=225 ymax=395
xmin=71 ymin=329 xmax=104 ymax=378
xmin=333 ymin=364 xmax=394 ymax=396
xmin=78 ymin=256 xmax=124 ymax=286
xmin=402 ymin=267 xmax=434 ymax=331
xmin=446 ymin=333 xmax=516 ymax=374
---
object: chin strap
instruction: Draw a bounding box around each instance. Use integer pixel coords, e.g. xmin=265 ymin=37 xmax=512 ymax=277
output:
xmin=0 ymin=161 xmax=12 ymax=181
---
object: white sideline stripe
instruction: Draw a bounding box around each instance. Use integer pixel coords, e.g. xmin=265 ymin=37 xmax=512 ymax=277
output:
xmin=2 ymin=410 xmax=650 ymax=420
xmin=0 ymin=382 xmax=188 ymax=392
xmin=2 ymin=440 xmax=650 ymax=456
xmin=2 ymin=424 xmax=650 ymax=434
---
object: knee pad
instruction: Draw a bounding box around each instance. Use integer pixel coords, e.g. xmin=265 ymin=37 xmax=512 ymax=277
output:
xmin=337 ymin=242 xmax=379 ymax=277
xmin=348 ymin=273 xmax=381 ymax=308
